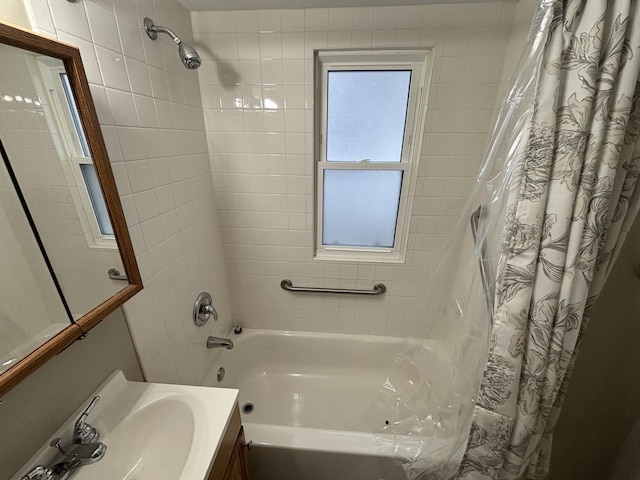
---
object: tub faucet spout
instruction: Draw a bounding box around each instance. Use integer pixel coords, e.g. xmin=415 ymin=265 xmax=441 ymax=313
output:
xmin=207 ymin=336 xmax=234 ymax=349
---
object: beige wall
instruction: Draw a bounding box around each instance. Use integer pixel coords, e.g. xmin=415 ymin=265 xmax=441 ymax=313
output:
xmin=0 ymin=308 xmax=144 ymax=479
xmin=0 ymin=2 xmax=28 ymax=27
xmin=549 ymin=215 xmax=640 ymax=479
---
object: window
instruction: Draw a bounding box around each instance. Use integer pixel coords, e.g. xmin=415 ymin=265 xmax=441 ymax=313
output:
xmin=59 ymin=73 xmax=114 ymax=238
xmin=33 ymin=57 xmax=115 ymax=246
xmin=315 ymin=50 xmax=431 ymax=262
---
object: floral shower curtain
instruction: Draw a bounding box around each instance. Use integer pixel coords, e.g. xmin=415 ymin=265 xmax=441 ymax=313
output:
xmin=457 ymin=1 xmax=640 ymax=479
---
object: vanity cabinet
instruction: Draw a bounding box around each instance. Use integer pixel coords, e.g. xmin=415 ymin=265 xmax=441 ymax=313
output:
xmin=209 ymin=404 xmax=250 ymax=480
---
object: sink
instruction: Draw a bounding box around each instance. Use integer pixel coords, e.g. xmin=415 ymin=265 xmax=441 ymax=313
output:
xmin=12 ymin=371 xmax=239 ymax=480
xmin=74 ymin=398 xmax=195 ymax=479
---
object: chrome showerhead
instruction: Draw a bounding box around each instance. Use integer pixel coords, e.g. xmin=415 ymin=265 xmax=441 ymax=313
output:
xmin=178 ymin=42 xmax=201 ymax=70
xmin=144 ymin=17 xmax=201 ymax=70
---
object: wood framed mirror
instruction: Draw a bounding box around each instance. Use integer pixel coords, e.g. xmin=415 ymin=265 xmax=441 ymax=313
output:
xmin=0 ymin=21 xmax=142 ymax=396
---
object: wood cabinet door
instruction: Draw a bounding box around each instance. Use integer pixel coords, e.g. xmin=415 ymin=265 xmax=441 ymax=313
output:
xmin=223 ymin=428 xmax=250 ymax=480
xmin=224 ymin=453 xmax=245 ymax=480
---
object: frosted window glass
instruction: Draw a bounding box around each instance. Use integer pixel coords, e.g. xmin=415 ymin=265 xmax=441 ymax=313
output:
xmin=326 ymin=70 xmax=411 ymax=163
xmin=323 ymin=169 xmax=402 ymax=248
xmin=80 ymin=163 xmax=113 ymax=236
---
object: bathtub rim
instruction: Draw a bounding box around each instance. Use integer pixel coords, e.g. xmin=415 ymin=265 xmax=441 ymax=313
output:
xmin=202 ymin=328 xmax=424 ymax=386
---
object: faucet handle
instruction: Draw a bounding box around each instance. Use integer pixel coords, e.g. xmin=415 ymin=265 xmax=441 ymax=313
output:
xmin=49 ymin=437 xmax=68 ymax=456
xmin=73 ymin=396 xmax=100 ymax=444
xmin=80 ymin=396 xmax=100 ymax=417
xmin=65 ymin=442 xmax=107 ymax=465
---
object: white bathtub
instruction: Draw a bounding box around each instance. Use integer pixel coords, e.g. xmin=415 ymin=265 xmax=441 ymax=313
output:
xmin=201 ymin=329 xmax=454 ymax=480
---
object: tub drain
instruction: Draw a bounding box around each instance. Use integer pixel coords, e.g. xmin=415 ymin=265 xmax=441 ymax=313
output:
xmin=242 ymin=402 xmax=254 ymax=414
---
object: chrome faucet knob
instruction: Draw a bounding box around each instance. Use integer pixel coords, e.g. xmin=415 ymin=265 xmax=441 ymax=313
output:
xmin=49 ymin=438 xmax=68 ymax=456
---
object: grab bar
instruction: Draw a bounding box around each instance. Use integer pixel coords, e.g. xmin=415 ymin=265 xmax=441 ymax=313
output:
xmin=280 ymin=279 xmax=386 ymax=295
xmin=470 ymin=206 xmax=494 ymax=317
xmin=107 ymin=267 xmax=128 ymax=281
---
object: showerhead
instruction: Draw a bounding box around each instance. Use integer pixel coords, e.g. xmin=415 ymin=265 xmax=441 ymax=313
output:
xmin=178 ymin=42 xmax=201 ymax=70
xmin=144 ymin=17 xmax=202 ymax=70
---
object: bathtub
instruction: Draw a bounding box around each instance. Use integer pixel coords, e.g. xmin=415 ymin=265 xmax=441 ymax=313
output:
xmin=201 ymin=329 xmax=455 ymax=480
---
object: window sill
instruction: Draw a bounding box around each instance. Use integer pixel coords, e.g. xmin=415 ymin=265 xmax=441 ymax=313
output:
xmin=314 ymin=249 xmax=406 ymax=264
xmin=87 ymin=237 xmax=118 ymax=251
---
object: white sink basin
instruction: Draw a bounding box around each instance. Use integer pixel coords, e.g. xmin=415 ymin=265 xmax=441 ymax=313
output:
xmin=12 ymin=371 xmax=238 ymax=480
xmin=75 ymin=398 xmax=195 ymax=479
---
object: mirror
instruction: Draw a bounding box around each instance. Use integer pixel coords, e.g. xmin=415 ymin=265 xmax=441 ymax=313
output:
xmin=0 ymin=22 xmax=142 ymax=396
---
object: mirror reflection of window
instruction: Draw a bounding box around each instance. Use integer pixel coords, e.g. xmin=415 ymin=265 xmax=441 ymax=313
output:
xmin=56 ymin=71 xmax=115 ymax=242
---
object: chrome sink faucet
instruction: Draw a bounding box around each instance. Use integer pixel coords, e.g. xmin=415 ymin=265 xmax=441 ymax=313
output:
xmin=21 ymin=397 xmax=107 ymax=480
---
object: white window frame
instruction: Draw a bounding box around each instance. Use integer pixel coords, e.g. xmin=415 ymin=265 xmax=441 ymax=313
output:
xmin=314 ymin=50 xmax=432 ymax=263
xmin=34 ymin=60 xmax=116 ymax=250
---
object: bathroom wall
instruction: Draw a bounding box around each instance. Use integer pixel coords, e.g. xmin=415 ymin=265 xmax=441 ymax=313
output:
xmin=609 ymin=406 xmax=640 ymax=479
xmin=548 ymin=215 xmax=640 ymax=478
xmin=496 ymin=0 xmax=537 ymax=98
xmin=0 ymin=308 xmax=144 ymax=478
xmin=0 ymin=1 xmax=28 ymax=27
xmin=193 ymin=2 xmax=516 ymax=335
xmin=23 ymin=0 xmax=232 ymax=384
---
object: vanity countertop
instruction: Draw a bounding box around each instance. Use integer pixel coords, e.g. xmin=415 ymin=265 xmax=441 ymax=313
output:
xmin=11 ymin=370 xmax=239 ymax=480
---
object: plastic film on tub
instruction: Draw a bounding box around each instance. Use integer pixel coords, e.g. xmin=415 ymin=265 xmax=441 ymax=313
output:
xmin=373 ymin=2 xmax=560 ymax=478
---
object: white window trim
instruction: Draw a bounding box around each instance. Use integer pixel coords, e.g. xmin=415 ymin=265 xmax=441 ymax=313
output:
xmin=32 ymin=59 xmax=116 ymax=250
xmin=314 ymin=49 xmax=433 ymax=263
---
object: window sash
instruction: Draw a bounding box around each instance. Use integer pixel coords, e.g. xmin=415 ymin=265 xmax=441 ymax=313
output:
xmin=318 ymin=62 xmax=423 ymax=166
xmin=316 ymin=161 xmax=412 ymax=256
xmin=71 ymin=156 xmax=115 ymax=244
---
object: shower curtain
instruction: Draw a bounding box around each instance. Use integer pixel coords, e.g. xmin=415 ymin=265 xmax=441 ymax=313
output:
xmin=375 ymin=1 xmax=640 ymax=479
xmin=457 ymin=0 xmax=640 ymax=479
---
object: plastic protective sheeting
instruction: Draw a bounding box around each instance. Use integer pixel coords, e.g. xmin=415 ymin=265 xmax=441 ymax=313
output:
xmin=374 ymin=2 xmax=559 ymax=478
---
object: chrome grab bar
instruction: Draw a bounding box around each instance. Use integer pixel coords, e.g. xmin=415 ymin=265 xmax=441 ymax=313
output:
xmin=107 ymin=268 xmax=127 ymax=281
xmin=281 ymin=279 xmax=386 ymax=295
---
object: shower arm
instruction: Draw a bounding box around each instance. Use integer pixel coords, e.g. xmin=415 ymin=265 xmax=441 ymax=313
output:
xmin=144 ymin=18 xmax=183 ymax=45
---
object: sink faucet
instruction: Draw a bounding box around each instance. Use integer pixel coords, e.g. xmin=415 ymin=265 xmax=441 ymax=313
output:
xmin=206 ymin=336 xmax=234 ymax=349
xmin=21 ymin=397 xmax=107 ymax=480
xmin=73 ymin=396 xmax=101 ymax=444
xmin=21 ymin=440 xmax=106 ymax=480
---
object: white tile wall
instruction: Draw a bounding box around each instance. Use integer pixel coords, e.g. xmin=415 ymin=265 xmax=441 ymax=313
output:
xmin=193 ymin=2 xmax=517 ymax=337
xmin=22 ymin=0 xmax=232 ymax=384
